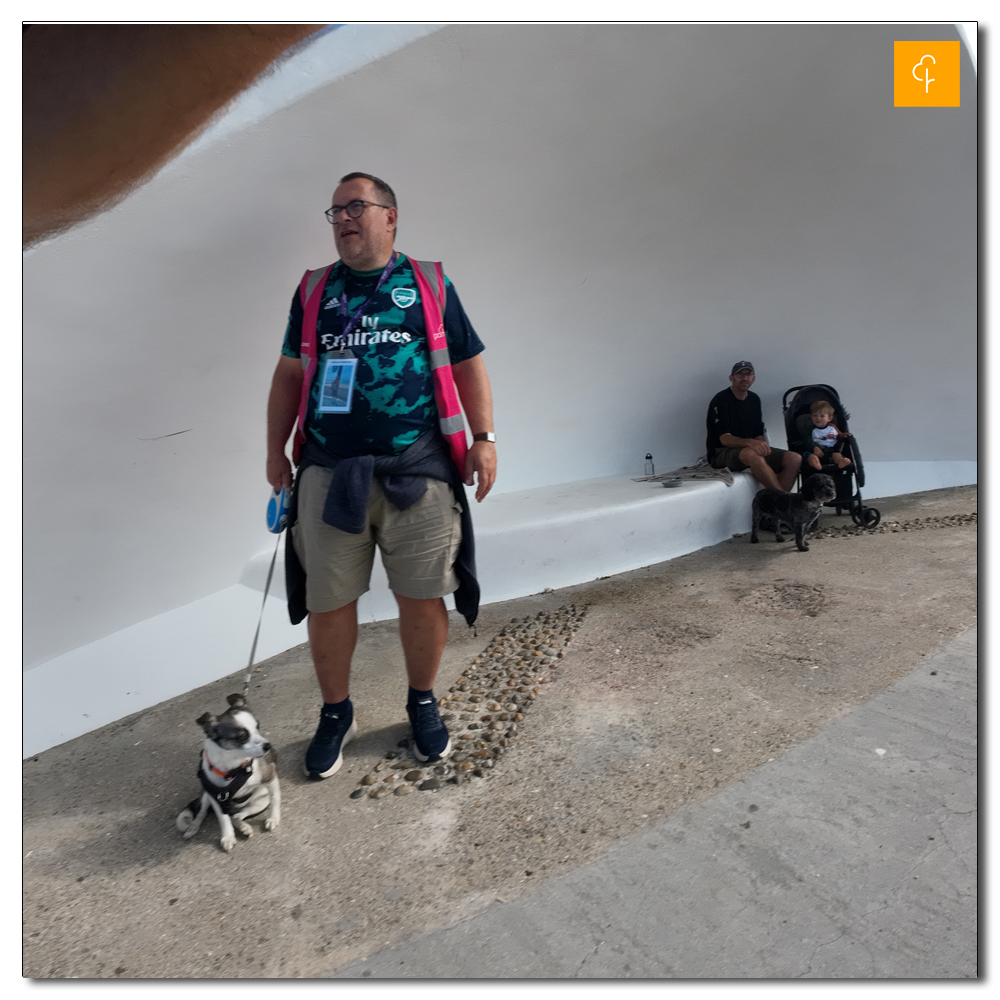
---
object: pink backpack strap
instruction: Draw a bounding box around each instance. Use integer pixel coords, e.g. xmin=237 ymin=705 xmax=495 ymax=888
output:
xmin=293 ymin=263 xmax=334 ymax=465
xmin=406 ymin=256 xmax=468 ymax=472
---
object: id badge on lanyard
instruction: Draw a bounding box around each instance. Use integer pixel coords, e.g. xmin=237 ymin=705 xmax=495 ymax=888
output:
xmin=317 ymin=252 xmax=398 ymax=414
xmin=317 ymin=356 xmax=358 ymax=413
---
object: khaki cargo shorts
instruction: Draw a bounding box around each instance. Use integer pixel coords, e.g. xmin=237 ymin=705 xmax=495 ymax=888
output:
xmin=292 ymin=465 xmax=463 ymax=614
xmin=711 ymin=446 xmax=787 ymax=474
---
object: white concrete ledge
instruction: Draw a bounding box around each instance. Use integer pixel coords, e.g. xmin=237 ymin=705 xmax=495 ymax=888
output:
xmin=23 ymin=459 xmax=976 ymax=757
xmin=472 ymin=473 xmax=759 ymax=602
xmin=22 ymin=584 xmax=307 ymax=759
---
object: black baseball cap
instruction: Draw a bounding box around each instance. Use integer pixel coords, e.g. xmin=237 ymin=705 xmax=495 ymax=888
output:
xmin=731 ymin=361 xmax=755 ymax=375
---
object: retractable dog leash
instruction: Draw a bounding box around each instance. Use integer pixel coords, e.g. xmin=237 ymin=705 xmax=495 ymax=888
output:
xmin=242 ymin=487 xmax=290 ymax=699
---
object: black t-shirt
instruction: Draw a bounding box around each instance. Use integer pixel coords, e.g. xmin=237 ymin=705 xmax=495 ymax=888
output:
xmin=706 ymin=388 xmax=766 ymax=458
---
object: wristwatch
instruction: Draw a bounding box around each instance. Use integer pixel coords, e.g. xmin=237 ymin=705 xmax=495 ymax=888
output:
xmin=472 ymin=432 xmax=496 ymax=443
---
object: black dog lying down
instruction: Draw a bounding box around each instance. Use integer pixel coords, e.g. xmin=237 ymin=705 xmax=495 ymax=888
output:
xmin=751 ymin=474 xmax=837 ymax=552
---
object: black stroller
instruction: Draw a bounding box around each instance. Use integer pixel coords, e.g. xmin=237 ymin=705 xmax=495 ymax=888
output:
xmin=782 ymin=384 xmax=881 ymax=529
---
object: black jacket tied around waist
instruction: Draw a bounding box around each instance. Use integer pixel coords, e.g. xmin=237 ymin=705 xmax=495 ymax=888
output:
xmin=284 ymin=430 xmax=480 ymax=628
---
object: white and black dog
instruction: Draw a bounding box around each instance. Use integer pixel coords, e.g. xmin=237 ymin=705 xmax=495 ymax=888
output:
xmin=175 ymin=693 xmax=281 ymax=853
xmin=751 ymin=473 xmax=837 ymax=552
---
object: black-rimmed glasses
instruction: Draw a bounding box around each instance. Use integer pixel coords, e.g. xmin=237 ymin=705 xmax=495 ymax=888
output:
xmin=324 ymin=199 xmax=392 ymax=224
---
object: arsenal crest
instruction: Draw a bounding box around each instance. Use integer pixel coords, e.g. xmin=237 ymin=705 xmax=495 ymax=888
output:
xmin=391 ymin=287 xmax=417 ymax=309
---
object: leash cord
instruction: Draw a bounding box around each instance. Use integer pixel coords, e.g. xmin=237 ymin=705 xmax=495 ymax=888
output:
xmin=243 ymin=531 xmax=282 ymax=698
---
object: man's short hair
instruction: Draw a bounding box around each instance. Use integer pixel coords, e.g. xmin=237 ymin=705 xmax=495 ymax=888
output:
xmin=338 ymin=172 xmax=397 ymax=210
xmin=810 ymin=399 xmax=835 ymax=416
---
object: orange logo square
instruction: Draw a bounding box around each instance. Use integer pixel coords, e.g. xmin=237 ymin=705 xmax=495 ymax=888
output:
xmin=894 ymin=41 xmax=960 ymax=107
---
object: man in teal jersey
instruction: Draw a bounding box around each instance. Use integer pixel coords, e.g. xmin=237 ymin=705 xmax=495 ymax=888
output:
xmin=267 ymin=172 xmax=497 ymax=779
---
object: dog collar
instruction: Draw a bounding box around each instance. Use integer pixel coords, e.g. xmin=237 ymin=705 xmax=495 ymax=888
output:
xmin=204 ymin=752 xmax=251 ymax=781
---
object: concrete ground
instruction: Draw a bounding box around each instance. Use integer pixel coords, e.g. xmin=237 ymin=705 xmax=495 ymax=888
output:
xmin=336 ymin=623 xmax=976 ymax=978
xmin=22 ymin=485 xmax=977 ymax=979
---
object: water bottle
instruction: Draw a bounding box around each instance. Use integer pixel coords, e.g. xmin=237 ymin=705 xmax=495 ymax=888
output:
xmin=266 ymin=487 xmax=290 ymax=533
xmin=644 ymin=453 xmax=655 ymax=476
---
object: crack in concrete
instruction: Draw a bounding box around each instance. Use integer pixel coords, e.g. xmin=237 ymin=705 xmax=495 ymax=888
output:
xmin=798 ymin=926 xmax=849 ymax=977
xmin=574 ymin=936 xmax=607 ymax=976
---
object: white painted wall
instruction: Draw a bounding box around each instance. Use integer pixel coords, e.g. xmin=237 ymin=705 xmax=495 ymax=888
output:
xmin=23 ymin=24 xmax=976 ymax=749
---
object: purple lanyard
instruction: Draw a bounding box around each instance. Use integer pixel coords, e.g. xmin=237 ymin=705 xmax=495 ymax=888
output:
xmin=337 ymin=252 xmax=399 ymax=349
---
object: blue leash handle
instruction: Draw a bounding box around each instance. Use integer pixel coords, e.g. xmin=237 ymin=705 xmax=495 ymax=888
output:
xmin=244 ymin=490 xmax=288 ymax=697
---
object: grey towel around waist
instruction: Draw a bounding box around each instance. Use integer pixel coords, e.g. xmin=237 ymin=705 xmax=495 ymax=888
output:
xmin=287 ymin=429 xmax=480 ymax=628
xmin=303 ymin=431 xmax=454 ymax=533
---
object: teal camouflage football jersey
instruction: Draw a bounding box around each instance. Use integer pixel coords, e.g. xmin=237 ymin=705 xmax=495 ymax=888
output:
xmin=282 ymin=255 xmax=484 ymax=459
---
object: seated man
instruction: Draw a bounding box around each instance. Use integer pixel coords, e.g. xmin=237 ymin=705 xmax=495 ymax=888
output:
xmin=706 ymin=361 xmax=801 ymax=491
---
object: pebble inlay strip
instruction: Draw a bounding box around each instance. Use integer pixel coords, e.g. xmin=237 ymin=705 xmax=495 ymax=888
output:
xmin=349 ymin=603 xmax=588 ymax=799
xmin=809 ymin=510 xmax=977 ymax=540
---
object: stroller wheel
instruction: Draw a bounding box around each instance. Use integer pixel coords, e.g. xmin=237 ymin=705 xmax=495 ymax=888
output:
xmin=835 ymin=506 xmax=843 ymax=516
xmin=861 ymin=507 xmax=881 ymax=530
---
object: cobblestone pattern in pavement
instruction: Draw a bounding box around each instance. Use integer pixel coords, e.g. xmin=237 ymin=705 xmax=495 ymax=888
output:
xmin=807 ymin=511 xmax=977 ymax=540
xmin=352 ymin=605 xmax=588 ymax=799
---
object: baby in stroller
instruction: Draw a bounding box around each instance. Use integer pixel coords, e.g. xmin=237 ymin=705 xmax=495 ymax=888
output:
xmin=782 ymin=383 xmax=880 ymax=530
xmin=805 ymin=399 xmax=852 ymax=471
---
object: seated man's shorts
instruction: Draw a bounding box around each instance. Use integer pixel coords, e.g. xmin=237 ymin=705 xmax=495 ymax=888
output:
xmin=710 ymin=446 xmax=788 ymax=474
xmin=292 ymin=465 xmax=463 ymax=614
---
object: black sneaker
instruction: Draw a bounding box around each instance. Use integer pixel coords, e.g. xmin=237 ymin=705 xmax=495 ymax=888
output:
xmin=304 ymin=707 xmax=358 ymax=779
xmin=407 ymin=696 xmax=451 ymax=762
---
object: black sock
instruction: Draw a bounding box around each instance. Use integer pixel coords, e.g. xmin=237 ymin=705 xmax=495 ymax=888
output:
xmin=408 ymin=686 xmax=434 ymax=704
xmin=322 ymin=697 xmax=352 ymax=716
